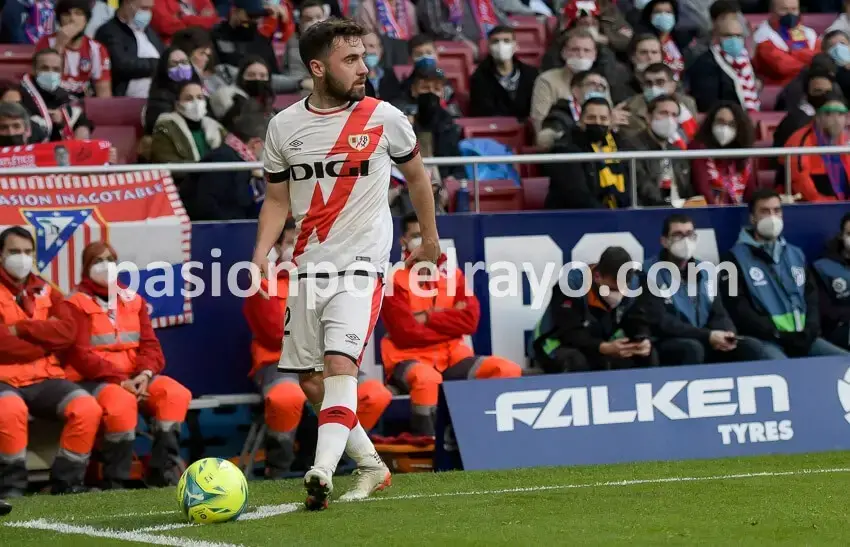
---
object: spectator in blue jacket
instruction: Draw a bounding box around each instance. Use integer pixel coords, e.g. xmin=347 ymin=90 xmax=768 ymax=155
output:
xmin=719 ymin=189 xmax=849 ymax=359
xmin=812 ymin=212 xmax=850 ymax=350
xmin=644 ymin=213 xmax=770 ymax=365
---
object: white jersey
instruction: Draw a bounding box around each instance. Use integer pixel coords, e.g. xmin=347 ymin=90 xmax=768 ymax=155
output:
xmin=263 ymin=96 xmax=419 ymax=274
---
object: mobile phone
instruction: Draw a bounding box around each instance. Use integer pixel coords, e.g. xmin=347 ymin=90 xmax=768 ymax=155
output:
xmin=631 ymin=334 xmax=649 ymax=342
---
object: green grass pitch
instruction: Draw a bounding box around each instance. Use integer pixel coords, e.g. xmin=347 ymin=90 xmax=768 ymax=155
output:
xmin=2 ymin=452 xmax=849 ymax=546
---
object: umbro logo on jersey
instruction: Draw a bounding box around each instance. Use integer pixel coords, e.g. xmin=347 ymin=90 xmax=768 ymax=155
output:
xmin=288 ymin=139 xmax=303 ymax=150
xmin=348 ymin=134 xmax=370 ymax=151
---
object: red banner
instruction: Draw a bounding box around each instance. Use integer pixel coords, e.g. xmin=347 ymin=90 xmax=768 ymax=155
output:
xmin=0 ymin=140 xmax=111 ymax=169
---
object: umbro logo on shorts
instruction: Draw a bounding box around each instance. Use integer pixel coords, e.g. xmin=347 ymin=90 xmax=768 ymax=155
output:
xmin=345 ymin=333 xmax=361 ymax=344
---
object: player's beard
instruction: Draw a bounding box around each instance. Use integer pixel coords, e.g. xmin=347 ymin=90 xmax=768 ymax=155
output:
xmin=324 ymin=70 xmax=366 ymax=103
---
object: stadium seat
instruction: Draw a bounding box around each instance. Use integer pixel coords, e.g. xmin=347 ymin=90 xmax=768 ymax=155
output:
xmin=444 ymin=176 xmax=460 ymax=212
xmin=743 ymin=13 xmax=768 ymax=31
xmin=515 ymin=47 xmax=544 ymax=67
xmin=757 ymin=169 xmax=775 ymax=190
xmin=521 ymin=177 xmax=549 ymax=210
xmin=84 ymin=97 xmax=146 ymax=136
xmin=518 ymin=145 xmax=543 ymax=177
xmin=435 ymin=41 xmax=475 ymax=76
xmin=759 ymin=85 xmax=782 ymax=111
xmin=273 ymin=93 xmax=301 ymax=110
xmin=456 ymin=117 xmax=526 ymax=151
xmin=0 ymin=44 xmax=35 ymax=63
xmin=93 ymin=125 xmax=138 ymax=164
xmin=804 ymin=14 xmax=834 ymax=35
xmin=441 ymin=67 xmax=468 ymax=95
xmin=453 ymin=91 xmax=470 ymax=116
xmin=752 ymin=111 xmax=785 ymax=142
xmin=508 ymin=15 xmax=548 ymax=45
xmin=477 ymin=179 xmax=523 ymax=212
xmin=0 ymin=63 xmax=31 ymax=82
xmin=545 ymin=16 xmax=559 ymax=44
xmin=273 ymin=41 xmax=286 ymax=67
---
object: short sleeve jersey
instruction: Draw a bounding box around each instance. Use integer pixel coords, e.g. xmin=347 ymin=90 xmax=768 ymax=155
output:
xmin=35 ymin=34 xmax=111 ymax=97
xmin=264 ymin=96 xmax=419 ymax=273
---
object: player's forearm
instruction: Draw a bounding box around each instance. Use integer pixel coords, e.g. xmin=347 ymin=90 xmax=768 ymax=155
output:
xmin=407 ymin=172 xmax=439 ymax=242
xmin=254 ymin=189 xmax=290 ymax=260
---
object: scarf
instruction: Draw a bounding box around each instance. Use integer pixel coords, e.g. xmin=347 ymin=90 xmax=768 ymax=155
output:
xmin=815 ymin=128 xmax=849 ymax=200
xmin=25 ymin=0 xmax=54 ymax=44
xmin=445 ymin=0 xmax=498 ymax=36
xmin=705 ymin=157 xmax=752 ymax=205
xmin=661 ymin=36 xmax=683 ymax=79
xmin=21 ymin=74 xmax=74 ymax=140
xmin=569 ymin=96 xmax=580 ymax=121
xmin=375 ymin=0 xmax=411 ymax=40
xmin=225 ymin=132 xmax=265 ymax=203
xmin=712 ymin=45 xmax=761 ymax=112
xmin=591 ymin=133 xmax=625 ymax=209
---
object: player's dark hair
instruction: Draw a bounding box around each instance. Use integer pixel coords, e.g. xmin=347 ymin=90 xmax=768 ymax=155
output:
xmin=299 ymin=18 xmax=367 ymax=69
xmin=299 ymin=0 xmax=326 ymax=15
xmin=824 ymin=29 xmax=850 ymax=49
xmin=580 ymin=96 xmax=611 ymax=113
xmin=597 ymin=246 xmax=633 ymax=279
xmin=230 ymin=109 xmax=270 ymax=143
xmin=33 ymin=47 xmax=61 ymax=69
xmin=0 ymin=227 xmax=34 ymax=253
xmin=662 ymin=214 xmax=693 ymax=236
xmin=0 ymin=102 xmax=29 ymax=125
xmin=401 ymin=213 xmax=419 ymax=235
xmin=408 ymin=34 xmax=435 ymax=56
xmin=487 ymin=25 xmax=514 ymax=39
xmin=747 ymin=188 xmax=781 ymax=213
xmin=55 ymin=0 xmax=92 ymax=22
xmin=647 ymin=94 xmax=680 ymax=115
xmin=570 ymin=68 xmax=605 ymax=89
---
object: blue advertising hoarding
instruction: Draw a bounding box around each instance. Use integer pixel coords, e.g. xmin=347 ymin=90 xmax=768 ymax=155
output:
xmin=158 ymin=204 xmax=850 ymax=397
xmin=437 ymin=357 xmax=850 ymax=471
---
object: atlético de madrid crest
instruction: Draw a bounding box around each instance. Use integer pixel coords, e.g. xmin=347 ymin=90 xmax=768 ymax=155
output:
xmin=348 ymin=134 xmax=370 ymax=151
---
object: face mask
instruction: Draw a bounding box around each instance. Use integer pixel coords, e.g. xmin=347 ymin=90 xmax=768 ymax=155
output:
xmin=415 ymin=92 xmax=441 ymax=125
xmin=712 ymin=124 xmax=736 ymax=146
xmin=133 ymin=8 xmax=152 ymax=30
xmin=651 ymin=116 xmax=678 ymax=139
xmin=602 ymin=291 xmax=623 ymax=308
xmin=0 ymin=134 xmax=25 ymax=146
xmin=406 ymin=236 xmax=422 ymax=251
xmin=829 ymin=43 xmax=850 ymax=66
xmin=583 ymin=90 xmax=607 ymax=102
xmin=413 ymin=55 xmax=437 ymax=70
xmin=669 ymin=238 xmax=696 ymax=261
xmin=36 ymin=71 xmax=61 ymax=92
xmin=634 ymin=61 xmax=649 ymax=73
xmin=778 ymin=13 xmax=799 ymax=29
xmin=489 ymin=42 xmax=515 ymax=62
xmin=167 ymin=63 xmax=193 ymax=82
xmin=720 ymin=36 xmax=745 ymax=58
xmin=179 ymin=99 xmax=207 ymax=121
xmin=241 ymin=79 xmax=272 ymax=99
xmin=89 ymin=261 xmax=115 ymax=285
xmin=364 ymin=53 xmax=380 ymax=69
xmin=651 ymin=12 xmax=676 ymax=33
xmin=756 ymin=215 xmax=784 ymax=240
xmin=566 ymin=57 xmax=594 ymax=72
xmin=584 ymin=123 xmax=609 ymax=142
xmin=643 ymin=86 xmax=665 ymax=102
xmin=3 ymin=253 xmax=33 ymax=280
xmin=808 ymin=93 xmax=829 ymax=110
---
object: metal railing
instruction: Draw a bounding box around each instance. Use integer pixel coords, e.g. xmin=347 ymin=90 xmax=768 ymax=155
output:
xmin=3 ymin=145 xmax=848 ymax=212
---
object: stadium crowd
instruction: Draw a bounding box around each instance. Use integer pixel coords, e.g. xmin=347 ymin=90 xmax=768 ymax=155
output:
xmin=3 ymin=0 xmax=850 ymax=505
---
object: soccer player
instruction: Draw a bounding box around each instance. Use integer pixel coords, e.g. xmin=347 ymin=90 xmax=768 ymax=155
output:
xmin=252 ymin=18 xmax=440 ymax=510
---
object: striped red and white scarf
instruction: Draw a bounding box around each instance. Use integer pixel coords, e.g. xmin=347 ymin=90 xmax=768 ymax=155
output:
xmin=713 ymin=45 xmax=761 ymax=112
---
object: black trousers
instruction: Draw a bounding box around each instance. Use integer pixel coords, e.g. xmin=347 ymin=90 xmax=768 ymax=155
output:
xmin=657 ymin=337 xmax=769 ymax=366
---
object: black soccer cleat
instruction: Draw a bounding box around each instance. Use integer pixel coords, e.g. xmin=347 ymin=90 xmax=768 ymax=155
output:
xmin=0 ymin=499 xmax=12 ymax=517
xmin=304 ymin=469 xmax=332 ymax=511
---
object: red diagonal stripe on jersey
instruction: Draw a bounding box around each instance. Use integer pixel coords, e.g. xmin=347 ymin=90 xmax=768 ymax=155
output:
xmin=295 ymin=98 xmax=384 ymax=258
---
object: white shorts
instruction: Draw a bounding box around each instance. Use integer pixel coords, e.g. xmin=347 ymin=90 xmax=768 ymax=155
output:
xmin=278 ymin=273 xmax=384 ymax=373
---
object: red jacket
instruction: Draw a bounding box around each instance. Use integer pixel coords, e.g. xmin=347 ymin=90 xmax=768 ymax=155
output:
xmin=753 ymin=20 xmax=819 ymax=86
xmin=62 ymin=281 xmax=164 ymax=382
xmin=151 ymin=0 xmax=220 ymax=42
xmin=0 ymin=269 xmax=77 ymax=365
xmin=243 ymin=274 xmax=289 ymax=376
xmin=380 ymin=259 xmax=480 ymax=350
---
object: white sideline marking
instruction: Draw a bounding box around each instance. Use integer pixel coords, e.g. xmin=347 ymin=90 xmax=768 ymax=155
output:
xmin=8 ymin=467 xmax=849 ymax=545
xmin=359 ymin=467 xmax=850 ymax=503
xmin=4 ymin=519 xmax=241 ymax=547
